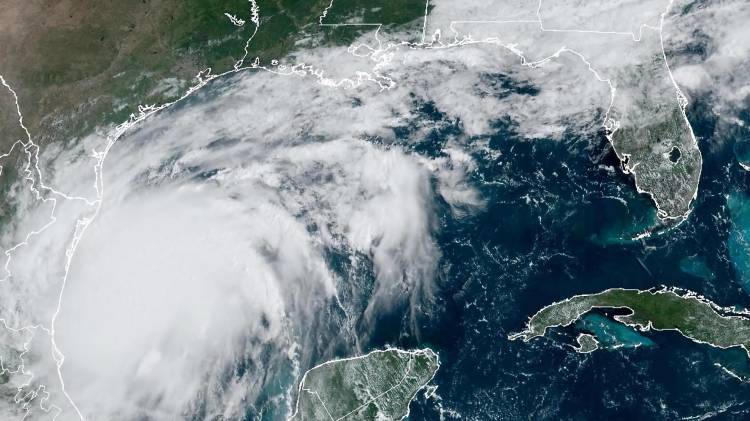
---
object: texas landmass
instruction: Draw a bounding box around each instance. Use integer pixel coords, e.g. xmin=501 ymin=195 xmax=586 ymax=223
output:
xmin=0 ymin=0 xmax=429 ymax=228
xmin=291 ymin=348 xmax=439 ymax=421
xmin=0 ymin=0 xmax=428 ymax=148
xmin=510 ymin=287 xmax=750 ymax=359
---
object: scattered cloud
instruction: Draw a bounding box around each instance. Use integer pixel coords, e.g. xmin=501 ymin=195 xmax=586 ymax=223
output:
xmin=0 ymin=0 xmax=747 ymax=418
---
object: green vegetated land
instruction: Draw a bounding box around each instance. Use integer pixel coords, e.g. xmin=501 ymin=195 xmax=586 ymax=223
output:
xmin=291 ymin=348 xmax=439 ymax=420
xmin=611 ymin=105 xmax=700 ymax=219
xmin=0 ymin=84 xmax=27 ymax=225
xmin=510 ymin=288 xmax=750 ymax=358
xmin=574 ymin=333 xmax=600 ymax=353
xmin=0 ymin=0 xmax=429 ymax=151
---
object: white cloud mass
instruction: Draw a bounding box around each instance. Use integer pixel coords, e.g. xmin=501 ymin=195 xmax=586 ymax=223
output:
xmin=0 ymin=0 xmax=747 ymax=419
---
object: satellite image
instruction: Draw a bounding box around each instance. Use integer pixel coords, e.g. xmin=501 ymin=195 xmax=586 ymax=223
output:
xmin=0 ymin=0 xmax=749 ymax=419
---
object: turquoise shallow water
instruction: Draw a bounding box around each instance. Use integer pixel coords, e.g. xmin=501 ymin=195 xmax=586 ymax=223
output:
xmin=166 ymin=70 xmax=750 ymax=420
xmin=91 ymin=65 xmax=750 ymax=420
xmin=577 ymin=313 xmax=655 ymax=349
xmin=404 ymin=95 xmax=750 ymax=419
xmin=728 ymin=193 xmax=750 ymax=293
xmin=733 ymin=139 xmax=750 ymax=170
xmin=587 ymin=196 xmax=659 ymax=246
xmin=679 ymin=254 xmax=716 ymax=281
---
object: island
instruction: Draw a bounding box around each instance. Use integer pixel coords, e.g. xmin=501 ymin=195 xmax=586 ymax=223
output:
xmin=509 ymin=287 xmax=750 ymax=358
xmin=290 ymin=348 xmax=439 ymax=421
xmin=573 ymin=333 xmax=600 ymax=353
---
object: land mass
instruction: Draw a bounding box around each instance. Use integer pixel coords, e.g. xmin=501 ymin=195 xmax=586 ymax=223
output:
xmin=290 ymin=348 xmax=439 ymax=421
xmin=510 ymin=287 xmax=750 ymax=358
xmin=573 ymin=333 xmax=600 ymax=353
xmin=0 ymin=0 xmax=428 ymax=149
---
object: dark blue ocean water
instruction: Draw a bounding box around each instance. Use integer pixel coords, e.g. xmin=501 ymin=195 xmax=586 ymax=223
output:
xmin=177 ymin=70 xmax=750 ymax=420
xmin=369 ymin=96 xmax=750 ymax=419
